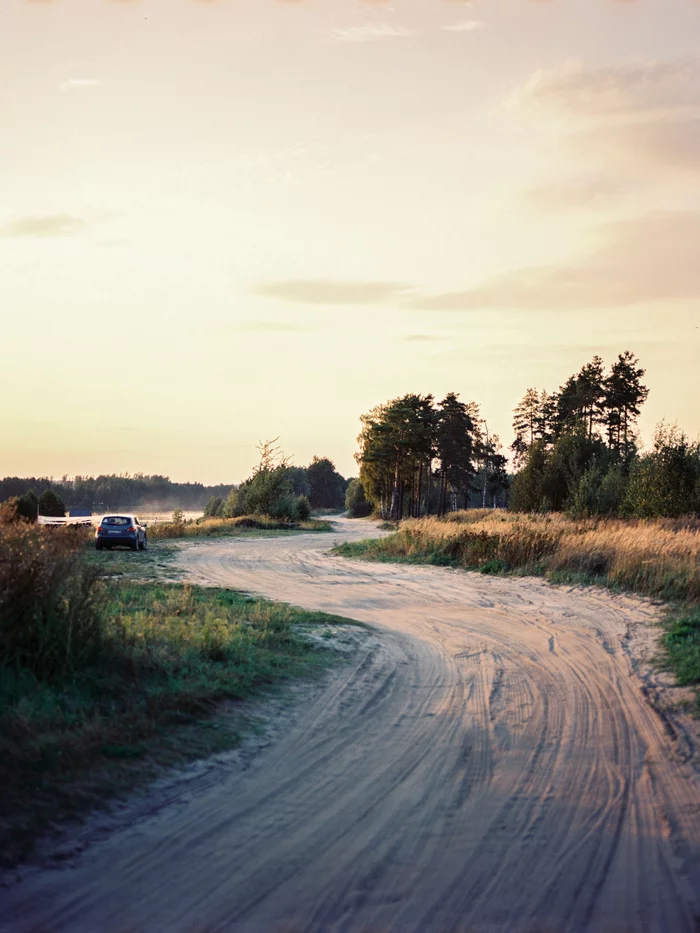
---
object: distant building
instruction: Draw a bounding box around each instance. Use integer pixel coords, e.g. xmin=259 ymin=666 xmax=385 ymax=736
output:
xmin=68 ymin=509 xmax=92 ymax=518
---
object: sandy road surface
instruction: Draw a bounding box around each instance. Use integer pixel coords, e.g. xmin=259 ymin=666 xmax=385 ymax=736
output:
xmin=2 ymin=518 xmax=699 ymax=933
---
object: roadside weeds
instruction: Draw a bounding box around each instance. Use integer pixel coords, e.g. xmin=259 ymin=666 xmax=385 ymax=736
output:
xmin=334 ymin=512 xmax=700 ymax=709
xmin=1 ymin=530 xmax=363 ymax=867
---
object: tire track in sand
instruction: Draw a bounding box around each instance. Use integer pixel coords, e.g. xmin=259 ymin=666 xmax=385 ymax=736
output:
xmin=0 ymin=518 xmax=698 ymax=933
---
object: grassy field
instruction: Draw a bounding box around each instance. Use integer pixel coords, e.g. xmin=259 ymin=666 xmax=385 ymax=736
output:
xmin=336 ymin=511 xmax=700 ymax=692
xmin=0 ymin=512 xmax=354 ymax=866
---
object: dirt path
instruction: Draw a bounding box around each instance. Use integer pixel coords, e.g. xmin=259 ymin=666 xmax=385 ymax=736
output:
xmin=1 ymin=518 xmax=699 ymax=933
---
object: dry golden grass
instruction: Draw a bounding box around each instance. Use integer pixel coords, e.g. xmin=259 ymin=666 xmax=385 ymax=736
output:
xmin=340 ymin=510 xmax=700 ymax=603
xmin=148 ymin=515 xmax=332 ymax=540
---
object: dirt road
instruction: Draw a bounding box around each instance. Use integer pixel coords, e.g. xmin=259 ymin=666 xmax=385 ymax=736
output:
xmin=2 ymin=518 xmax=699 ymax=933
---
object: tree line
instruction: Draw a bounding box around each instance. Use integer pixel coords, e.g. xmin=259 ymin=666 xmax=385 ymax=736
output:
xmin=202 ymin=448 xmax=350 ymax=521
xmin=0 ymin=474 xmax=233 ymax=515
xmin=1 ymin=453 xmax=350 ymax=521
xmin=355 ymin=394 xmax=508 ymax=520
xmin=511 ymin=352 xmax=700 ymax=517
xmin=354 ymin=351 xmax=700 ymax=520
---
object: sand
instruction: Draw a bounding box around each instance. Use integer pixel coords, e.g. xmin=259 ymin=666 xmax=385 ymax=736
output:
xmin=1 ymin=517 xmax=698 ymax=933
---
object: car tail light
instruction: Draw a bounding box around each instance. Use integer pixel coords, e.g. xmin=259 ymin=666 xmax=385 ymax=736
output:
xmin=126 ymin=526 xmax=135 ymax=533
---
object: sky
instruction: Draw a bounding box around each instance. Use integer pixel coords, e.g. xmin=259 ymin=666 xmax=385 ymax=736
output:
xmin=1 ymin=0 xmax=699 ymax=485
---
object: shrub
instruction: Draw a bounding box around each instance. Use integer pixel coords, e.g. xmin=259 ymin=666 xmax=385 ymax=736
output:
xmin=15 ymin=491 xmax=38 ymax=522
xmin=509 ymin=441 xmax=549 ymax=513
xmin=0 ymin=509 xmax=104 ymax=680
xmin=172 ymin=507 xmax=185 ymax=525
xmin=38 ymin=489 xmax=66 ymax=517
xmin=203 ymin=495 xmax=223 ymax=518
xmin=294 ymin=495 xmax=312 ymax=522
xmin=623 ymin=424 xmax=700 ymax=518
xmin=345 ymin=478 xmax=372 ymax=517
xmin=222 ymin=487 xmax=246 ymax=518
xmin=242 ymin=465 xmax=295 ymax=518
xmin=570 ymin=462 xmax=627 ymax=518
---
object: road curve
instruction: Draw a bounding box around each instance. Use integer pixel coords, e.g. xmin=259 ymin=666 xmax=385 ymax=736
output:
xmin=1 ymin=518 xmax=699 ymax=933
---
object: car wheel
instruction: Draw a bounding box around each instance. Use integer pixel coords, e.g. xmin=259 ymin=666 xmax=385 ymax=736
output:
xmin=130 ymin=538 xmax=139 ymax=551
xmin=95 ymin=541 xmax=103 ymax=550
xmin=142 ymin=536 xmax=148 ymax=551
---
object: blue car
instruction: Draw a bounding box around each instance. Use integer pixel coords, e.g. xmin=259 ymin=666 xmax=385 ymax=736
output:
xmin=96 ymin=514 xmax=148 ymax=551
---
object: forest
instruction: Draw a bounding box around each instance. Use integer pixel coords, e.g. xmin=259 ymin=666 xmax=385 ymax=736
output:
xmin=0 ymin=474 xmax=232 ymax=514
xmin=1 ymin=455 xmax=349 ymax=519
xmin=4 ymin=350 xmax=698 ymax=523
xmin=355 ymin=351 xmax=700 ymax=520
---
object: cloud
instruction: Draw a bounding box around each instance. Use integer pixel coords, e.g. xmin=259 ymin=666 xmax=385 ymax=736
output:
xmin=509 ymin=57 xmax=700 ymax=118
xmin=571 ymin=116 xmax=700 ymax=176
xmin=252 ymin=280 xmax=412 ymax=305
xmin=440 ymin=20 xmax=483 ymax=32
xmin=401 ymin=334 xmax=443 ymax=343
xmin=523 ymin=175 xmax=626 ymax=211
xmin=331 ymin=24 xmax=413 ymax=43
xmin=0 ymin=215 xmax=86 ymax=238
xmin=509 ymin=57 xmax=700 ymax=196
xmin=61 ymin=78 xmax=101 ymax=90
xmin=239 ymin=321 xmax=308 ymax=333
xmin=407 ymin=212 xmax=700 ymax=312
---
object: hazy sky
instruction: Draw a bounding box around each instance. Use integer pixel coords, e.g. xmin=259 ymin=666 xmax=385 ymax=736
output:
xmin=2 ymin=0 xmax=699 ymax=484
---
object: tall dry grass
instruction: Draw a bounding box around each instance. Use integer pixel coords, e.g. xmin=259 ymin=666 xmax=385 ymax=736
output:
xmin=0 ymin=505 xmax=105 ymax=679
xmin=339 ymin=510 xmax=700 ymax=603
xmin=149 ymin=515 xmax=332 ymax=539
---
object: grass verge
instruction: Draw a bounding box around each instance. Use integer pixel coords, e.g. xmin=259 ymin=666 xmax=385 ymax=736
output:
xmin=0 ymin=582 xmax=357 ymax=866
xmin=335 ymin=510 xmax=700 ymax=694
xmin=662 ymin=606 xmax=700 ymax=695
xmin=148 ymin=514 xmax=333 ymax=540
xmin=85 ymin=539 xmax=179 ymax=580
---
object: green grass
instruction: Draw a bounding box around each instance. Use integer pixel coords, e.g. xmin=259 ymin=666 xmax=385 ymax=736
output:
xmin=662 ymin=606 xmax=700 ymax=689
xmin=0 ymin=581 xmax=357 ymax=865
xmin=85 ymin=539 xmax=179 ymax=579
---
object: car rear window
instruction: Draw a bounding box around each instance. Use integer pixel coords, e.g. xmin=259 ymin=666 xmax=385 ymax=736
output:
xmin=102 ymin=516 xmax=131 ymax=526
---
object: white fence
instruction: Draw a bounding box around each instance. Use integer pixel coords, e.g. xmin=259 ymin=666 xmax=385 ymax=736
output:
xmin=37 ymin=516 xmax=94 ymax=527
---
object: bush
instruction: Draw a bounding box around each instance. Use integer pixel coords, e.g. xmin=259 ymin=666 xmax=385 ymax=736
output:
xmin=0 ymin=507 xmax=104 ymax=680
xmin=294 ymin=495 xmax=312 ymax=521
xmin=203 ymin=495 xmax=223 ymax=518
xmin=570 ymin=462 xmax=627 ymax=518
xmin=245 ymin=467 xmax=292 ymax=517
xmin=38 ymin=489 xmax=66 ymax=517
xmin=623 ymin=424 xmax=700 ymax=518
xmin=267 ymin=493 xmax=297 ymax=522
xmin=345 ymin=478 xmax=372 ymax=517
xmin=15 ymin=491 xmax=38 ymax=522
xmin=509 ymin=441 xmax=549 ymax=513
xmin=222 ymin=487 xmax=246 ymax=518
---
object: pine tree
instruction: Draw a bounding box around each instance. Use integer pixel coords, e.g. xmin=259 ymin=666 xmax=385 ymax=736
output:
xmin=435 ymin=393 xmax=475 ymax=516
xmin=603 ymin=352 xmax=649 ymax=456
xmin=576 ymin=355 xmax=606 ymax=439
xmin=511 ymin=388 xmax=545 ymax=466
